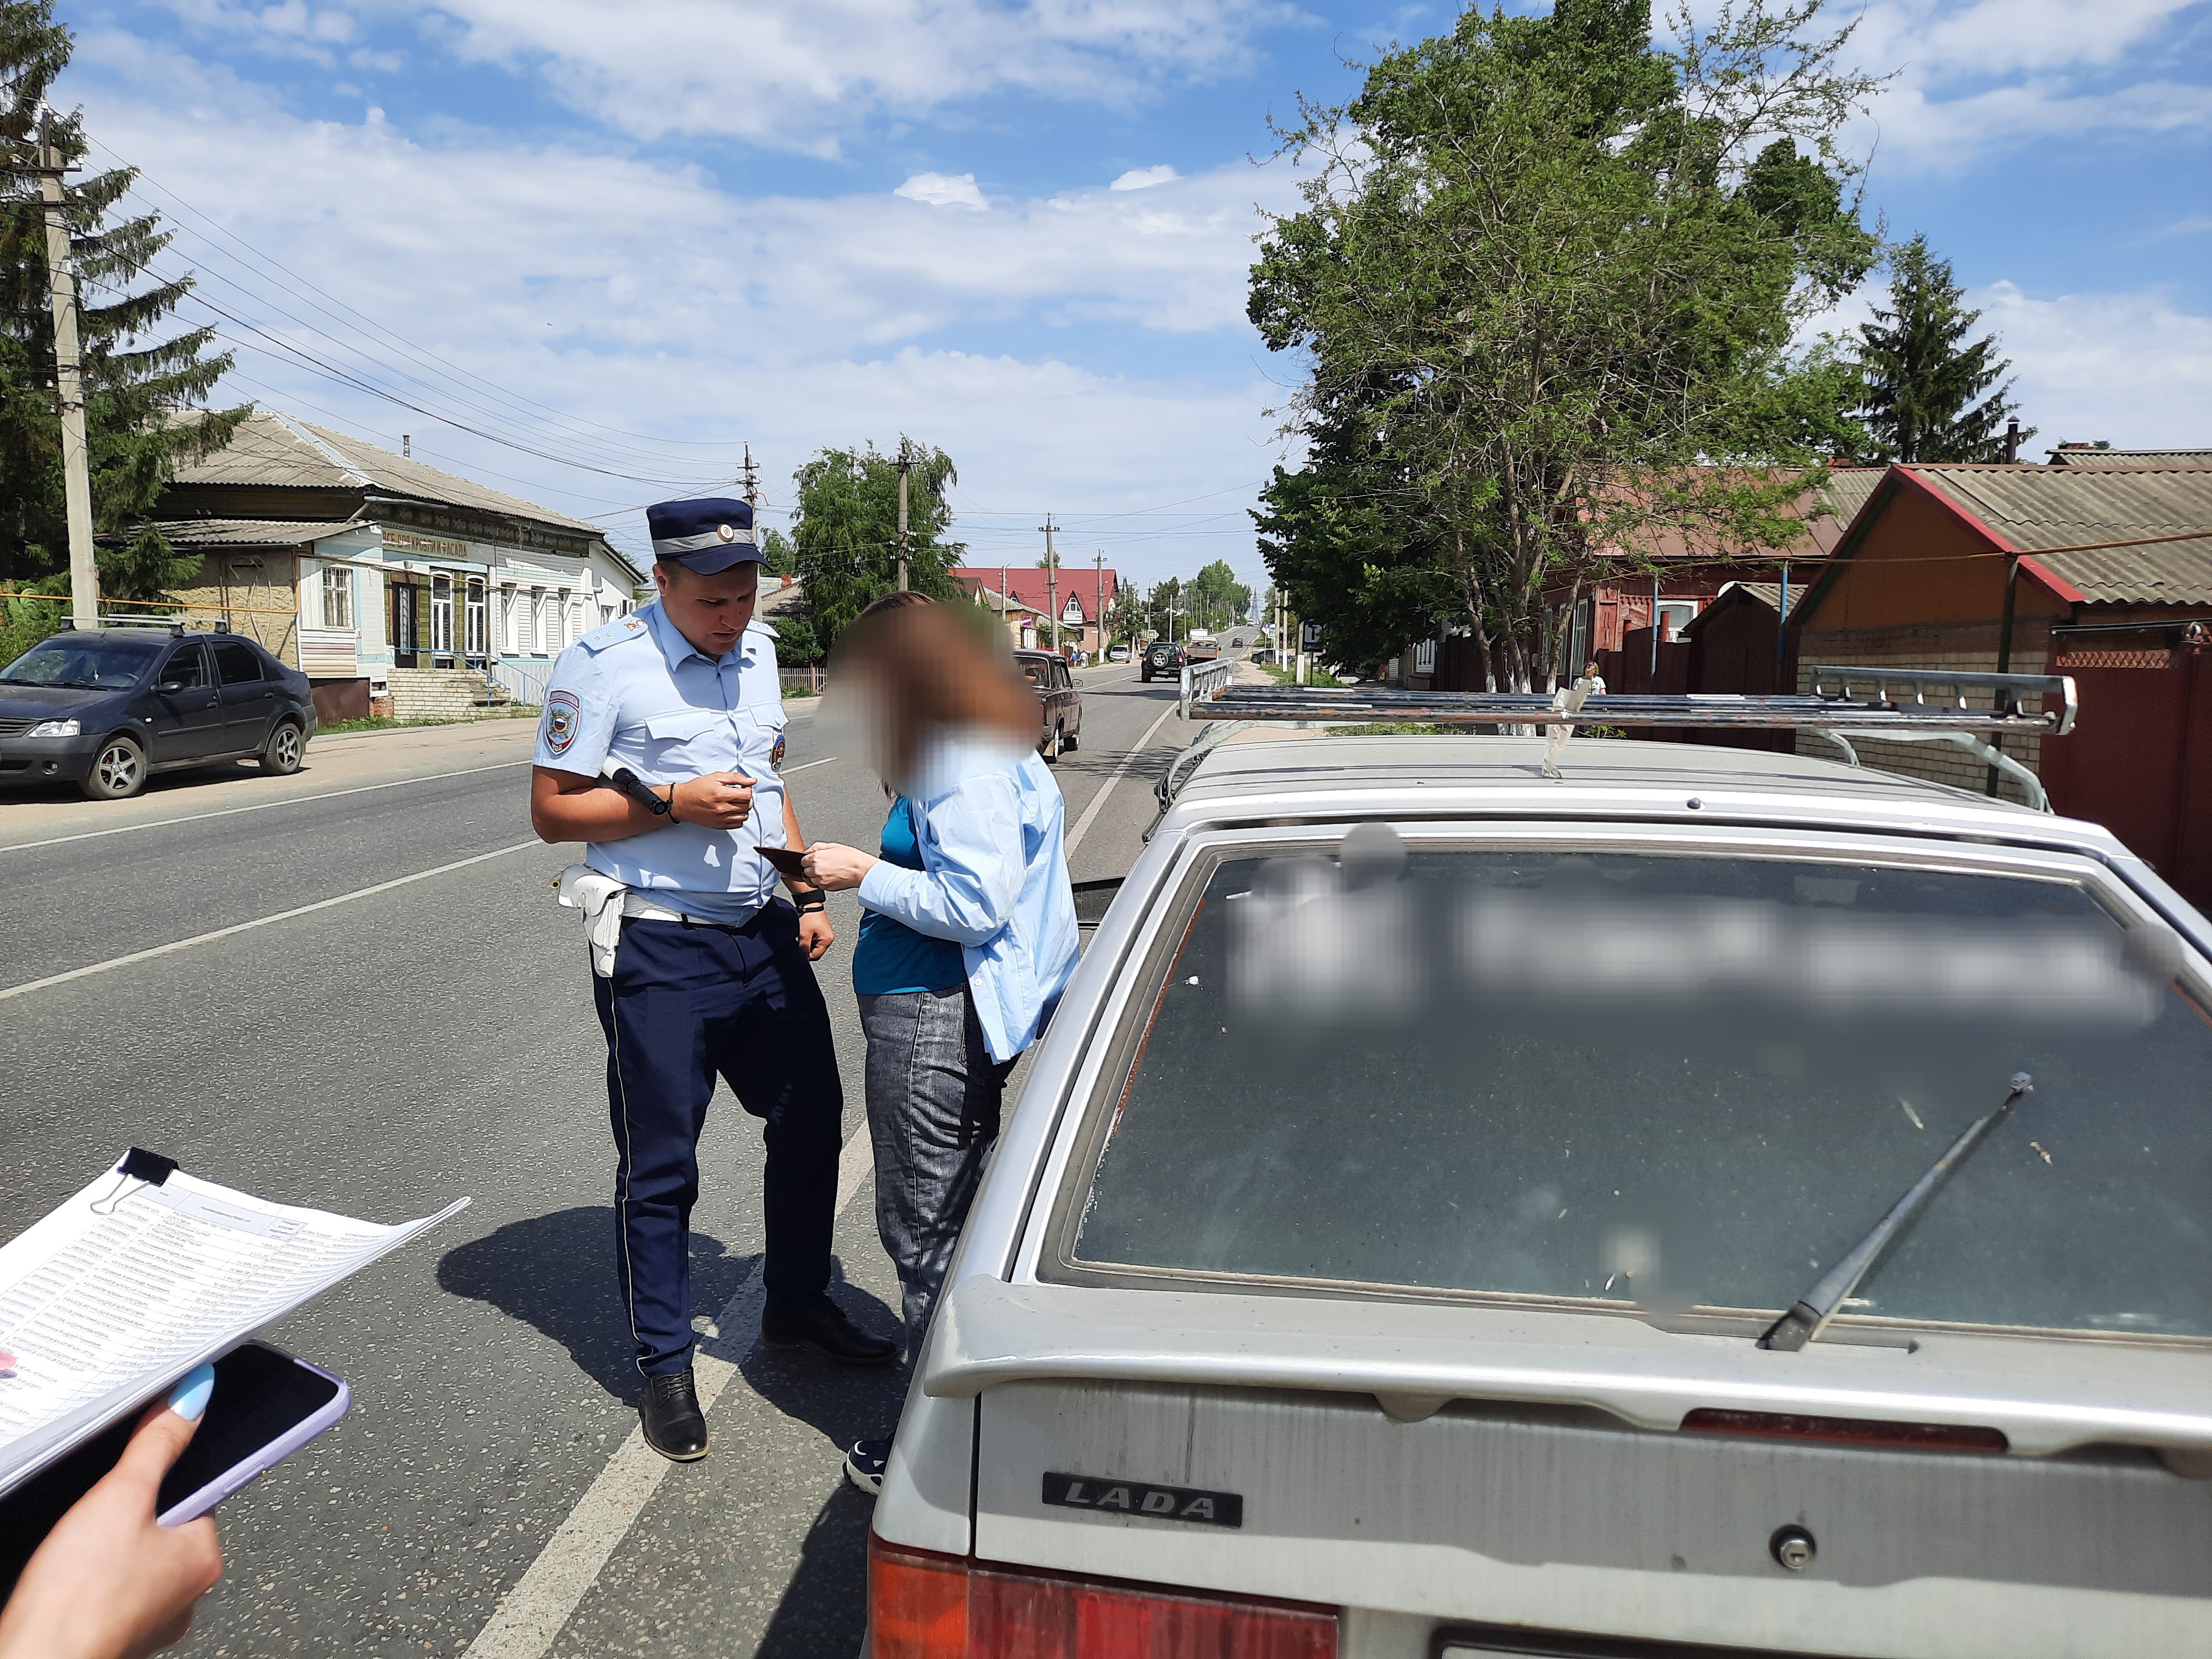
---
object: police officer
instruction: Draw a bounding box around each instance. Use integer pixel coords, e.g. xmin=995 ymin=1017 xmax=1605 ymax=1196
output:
xmin=529 ymin=497 xmax=896 ymax=1463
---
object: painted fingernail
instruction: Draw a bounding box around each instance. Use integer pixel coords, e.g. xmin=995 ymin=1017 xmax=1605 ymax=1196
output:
xmin=168 ymin=1364 xmax=215 ymax=1422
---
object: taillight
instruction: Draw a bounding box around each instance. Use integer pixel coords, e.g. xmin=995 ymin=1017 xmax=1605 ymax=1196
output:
xmin=869 ymin=1534 xmax=1338 ymax=1658
xmin=1682 ymin=1407 xmax=2008 ymax=1453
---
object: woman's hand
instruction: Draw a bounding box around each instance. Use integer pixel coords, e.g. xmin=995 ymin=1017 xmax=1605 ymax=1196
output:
xmin=800 ymin=842 xmax=878 ymax=892
xmin=0 ymin=1367 xmax=224 ymax=1659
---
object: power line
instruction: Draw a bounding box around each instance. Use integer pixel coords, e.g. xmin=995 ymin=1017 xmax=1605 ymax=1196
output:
xmin=82 ymin=134 xmax=748 ymax=462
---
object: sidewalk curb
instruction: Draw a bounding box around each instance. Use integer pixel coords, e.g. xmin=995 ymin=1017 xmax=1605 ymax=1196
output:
xmin=312 ymin=717 xmax=539 ymax=748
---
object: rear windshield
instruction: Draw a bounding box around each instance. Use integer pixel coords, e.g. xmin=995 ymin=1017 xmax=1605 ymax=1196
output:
xmin=1 ymin=632 xmax=161 ymax=689
xmin=1060 ymin=841 xmax=2212 ymax=1340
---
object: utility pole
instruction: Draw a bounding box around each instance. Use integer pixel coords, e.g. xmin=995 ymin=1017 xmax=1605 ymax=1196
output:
xmin=1093 ymin=552 xmax=1105 ymax=662
xmin=37 ymin=111 xmax=96 ymax=630
xmin=895 ymin=440 xmax=912 ymax=592
xmin=742 ymin=442 xmax=759 ymax=513
xmin=1039 ymin=514 xmax=1059 ymax=654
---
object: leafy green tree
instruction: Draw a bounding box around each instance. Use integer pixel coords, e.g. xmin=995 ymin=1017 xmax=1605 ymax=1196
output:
xmin=1250 ymin=0 xmax=1880 ymax=690
xmin=1186 ymin=559 xmax=1251 ymax=633
xmin=1853 ymin=234 xmax=2027 ymax=463
xmin=1105 ymin=583 xmax=1146 ymax=647
xmin=784 ymin=439 xmax=961 ymax=663
xmin=1143 ymin=577 xmax=1186 ymax=641
xmin=0 ymin=0 xmax=246 ymax=662
xmin=759 ymin=524 xmax=797 ymax=576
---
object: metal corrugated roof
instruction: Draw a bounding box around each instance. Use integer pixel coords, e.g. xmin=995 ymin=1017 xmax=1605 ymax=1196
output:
xmin=2046 ymin=448 xmax=2212 ymax=469
xmin=1910 ymin=465 xmax=2212 ymax=606
xmin=156 ymin=518 xmax=362 ymax=546
xmin=168 ymin=410 xmax=601 ymax=535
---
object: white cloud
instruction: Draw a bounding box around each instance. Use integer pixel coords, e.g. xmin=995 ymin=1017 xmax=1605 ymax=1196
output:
xmin=895 ymin=171 xmax=989 ymax=210
xmin=1972 ymin=281 xmax=2212 ymax=448
xmin=1110 ymin=164 xmax=1181 ymax=190
xmin=1839 ymin=0 xmax=2212 ymax=170
xmin=59 ymin=30 xmax=1290 ymax=579
xmin=370 ymin=0 xmax=1304 ymax=152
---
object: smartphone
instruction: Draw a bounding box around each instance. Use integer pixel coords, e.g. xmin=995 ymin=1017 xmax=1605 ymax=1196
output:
xmin=0 ymin=1343 xmax=348 ymax=1590
xmin=759 ymin=845 xmax=806 ymax=877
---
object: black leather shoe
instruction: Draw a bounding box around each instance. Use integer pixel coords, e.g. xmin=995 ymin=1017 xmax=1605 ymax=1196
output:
xmin=639 ymin=1368 xmax=708 ymax=1462
xmin=759 ymin=1298 xmax=899 ymax=1365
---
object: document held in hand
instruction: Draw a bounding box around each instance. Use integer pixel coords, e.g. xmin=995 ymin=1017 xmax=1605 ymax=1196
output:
xmin=0 ymin=1150 xmax=467 ymax=1497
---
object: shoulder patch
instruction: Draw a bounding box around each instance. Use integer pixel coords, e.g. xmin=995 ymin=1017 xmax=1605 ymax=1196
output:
xmin=542 ymin=689 xmax=581 ymax=755
xmin=580 ymin=614 xmax=648 ymax=654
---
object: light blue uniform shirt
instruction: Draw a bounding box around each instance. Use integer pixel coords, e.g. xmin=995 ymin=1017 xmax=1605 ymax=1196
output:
xmin=854 ymin=735 xmax=1079 ymax=1063
xmin=534 ymin=600 xmax=790 ymax=924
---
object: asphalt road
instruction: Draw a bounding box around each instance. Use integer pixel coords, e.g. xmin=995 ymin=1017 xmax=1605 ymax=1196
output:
xmin=0 ymin=661 xmax=1197 ymax=1657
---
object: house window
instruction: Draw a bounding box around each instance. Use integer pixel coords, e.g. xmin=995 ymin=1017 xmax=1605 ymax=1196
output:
xmin=529 ymin=588 xmax=546 ymax=654
xmin=430 ymin=573 xmax=455 ymax=655
xmin=1655 ymin=601 xmax=1698 ymax=640
xmin=499 ymin=586 xmax=517 ymax=652
xmin=465 ymin=577 xmax=487 ymax=659
xmin=320 ymin=566 xmax=353 ymax=629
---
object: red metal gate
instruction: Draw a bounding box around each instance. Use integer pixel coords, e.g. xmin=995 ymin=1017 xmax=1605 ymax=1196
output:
xmin=2040 ymin=628 xmax=2212 ymax=913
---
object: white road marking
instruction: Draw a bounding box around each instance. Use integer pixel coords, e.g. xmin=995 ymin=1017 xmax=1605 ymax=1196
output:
xmin=1064 ymin=700 xmax=1181 ymax=857
xmin=460 ymin=1123 xmax=879 ymax=1659
xmin=0 ymin=839 xmax=542 ymax=1001
xmin=0 ymin=758 xmax=535 ymax=854
xmin=782 ymin=757 xmax=839 ymax=773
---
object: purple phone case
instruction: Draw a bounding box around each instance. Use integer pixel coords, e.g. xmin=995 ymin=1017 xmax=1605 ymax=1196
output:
xmin=155 ymin=1351 xmax=350 ymax=1528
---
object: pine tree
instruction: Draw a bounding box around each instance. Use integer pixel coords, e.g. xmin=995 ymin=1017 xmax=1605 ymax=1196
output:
xmin=0 ymin=0 xmax=246 ymax=636
xmin=1854 ymin=235 xmax=2027 ymax=463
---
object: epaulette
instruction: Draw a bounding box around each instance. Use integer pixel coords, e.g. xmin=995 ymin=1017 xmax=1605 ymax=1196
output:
xmin=746 ymin=618 xmax=779 ymax=640
xmin=579 ymin=613 xmax=649 ymax=654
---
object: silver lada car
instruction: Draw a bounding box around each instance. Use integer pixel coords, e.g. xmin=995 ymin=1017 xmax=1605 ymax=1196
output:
xmin=865 ymin=678 xmax=2212 ymax=1659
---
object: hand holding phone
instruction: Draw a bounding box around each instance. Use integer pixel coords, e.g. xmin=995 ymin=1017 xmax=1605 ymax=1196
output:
xmin=0 ymin=1374 xmax=223 ymax=1659
xmin=0 ymin=1344 xmax=347 ymax=1598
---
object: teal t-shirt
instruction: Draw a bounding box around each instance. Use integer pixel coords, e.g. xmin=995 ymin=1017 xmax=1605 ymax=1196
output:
xmin=852 ymin=797 xmax=967 ymax=995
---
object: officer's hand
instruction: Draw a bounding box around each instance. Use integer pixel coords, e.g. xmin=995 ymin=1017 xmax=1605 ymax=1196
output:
xmin=796 ymin=910 xmax=835 ymax=962
xmin=671 ymin=772 xmax=754 ymax=829
xmin=799 ymin=843 xmax=877 ymax=891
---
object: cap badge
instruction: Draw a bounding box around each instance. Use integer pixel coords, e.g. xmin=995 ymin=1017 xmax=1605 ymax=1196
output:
xmin=717 ymin=524 xmax=737 ymax=542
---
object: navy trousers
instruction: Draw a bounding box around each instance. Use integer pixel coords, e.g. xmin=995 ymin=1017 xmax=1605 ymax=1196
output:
xmin=592 ymin=902 xmax=843 ymax=1378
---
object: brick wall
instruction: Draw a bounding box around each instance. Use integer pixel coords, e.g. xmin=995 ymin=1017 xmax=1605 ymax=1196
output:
xmin=388 ymin=667 xmax=504 ymax=721
xmin=1792 ymin=621 xmax=2053 ymax=807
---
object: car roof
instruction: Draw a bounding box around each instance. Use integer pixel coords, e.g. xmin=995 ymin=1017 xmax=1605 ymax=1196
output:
xmin=1155 ymin=730 xmax=2158 ymax=870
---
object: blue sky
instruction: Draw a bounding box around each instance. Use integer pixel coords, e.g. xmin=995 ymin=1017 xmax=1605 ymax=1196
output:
xmin=54 ymin=0 xmax=2212 ymax=584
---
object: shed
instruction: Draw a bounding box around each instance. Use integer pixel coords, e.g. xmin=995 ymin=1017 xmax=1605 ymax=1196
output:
xmin=1790 ymin=462 xmax=2212 ymax=905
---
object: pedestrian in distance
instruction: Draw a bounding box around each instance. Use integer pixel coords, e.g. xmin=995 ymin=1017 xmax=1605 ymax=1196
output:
xmin=529 ymin=497 xmax=896 ymax=1464
xmin=798 ymin=595 xmax=1080 ymax=1496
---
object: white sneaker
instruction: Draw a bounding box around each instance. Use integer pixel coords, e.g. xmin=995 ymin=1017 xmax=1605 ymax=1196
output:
xmin=845 ymin=1437 xmax=890 ymax=1496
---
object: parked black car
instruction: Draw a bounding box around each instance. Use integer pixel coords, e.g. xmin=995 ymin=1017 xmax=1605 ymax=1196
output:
xmin=1014 ymin=649 xmax=1082 ymax=761
xmin=0 ymin=624 xmax=317 ymax=800
xmin=1139 ymin=640 xmax=1186 ymax=682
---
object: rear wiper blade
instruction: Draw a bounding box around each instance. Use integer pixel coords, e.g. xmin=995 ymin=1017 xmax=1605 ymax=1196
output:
xmin=1760 ymin=1072 xmax=2033 ymax=1353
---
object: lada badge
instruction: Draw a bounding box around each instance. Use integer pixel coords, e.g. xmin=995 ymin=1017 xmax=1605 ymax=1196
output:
xmin=1042 ymin=1472 xmax=1243 ymax=1528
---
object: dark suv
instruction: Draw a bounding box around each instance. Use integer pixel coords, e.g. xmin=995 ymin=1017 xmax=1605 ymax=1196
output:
xmin=1139 ymin=640 xmax=1186 ymax=683
xmin=0 ymin=624 xmax=317 ymax=800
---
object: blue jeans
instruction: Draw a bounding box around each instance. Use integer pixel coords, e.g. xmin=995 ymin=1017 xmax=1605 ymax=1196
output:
xmin=859 ymin=987 xmax=1018 ymax=1356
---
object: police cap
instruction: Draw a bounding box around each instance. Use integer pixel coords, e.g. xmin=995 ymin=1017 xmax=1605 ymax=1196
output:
xmin=646 ymin=498 xmax=768 ymax=576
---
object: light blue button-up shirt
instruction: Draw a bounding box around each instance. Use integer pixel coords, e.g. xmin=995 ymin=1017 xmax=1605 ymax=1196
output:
xmin=854 ymin=735 xmax=1079 ymax=1062
xmin=534 ymin=600 xmax=789 ymax=923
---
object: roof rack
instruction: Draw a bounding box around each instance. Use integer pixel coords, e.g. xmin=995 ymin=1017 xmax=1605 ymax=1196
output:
xmin=1185 ymin=664 xmax=2075 ymax=735
xmin=1160 ymin=663 xmax=2078 ymax=819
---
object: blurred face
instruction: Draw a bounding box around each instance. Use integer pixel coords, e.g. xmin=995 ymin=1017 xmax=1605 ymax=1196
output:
xmin=654 ymin=560 xmax=759 ymax=659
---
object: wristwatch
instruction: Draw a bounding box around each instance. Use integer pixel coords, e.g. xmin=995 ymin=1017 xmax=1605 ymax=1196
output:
xmin=794 ymin=891 xmax=827 ymax=914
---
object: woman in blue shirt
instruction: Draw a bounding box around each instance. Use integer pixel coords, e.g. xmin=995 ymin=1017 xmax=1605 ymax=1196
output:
xmin=800 ymin=594 xmax=1079 ymax=1494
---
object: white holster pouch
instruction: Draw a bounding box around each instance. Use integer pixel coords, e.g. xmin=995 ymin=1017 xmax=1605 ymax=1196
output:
xmin=557 ymin=864 xmax=629 ymax=978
